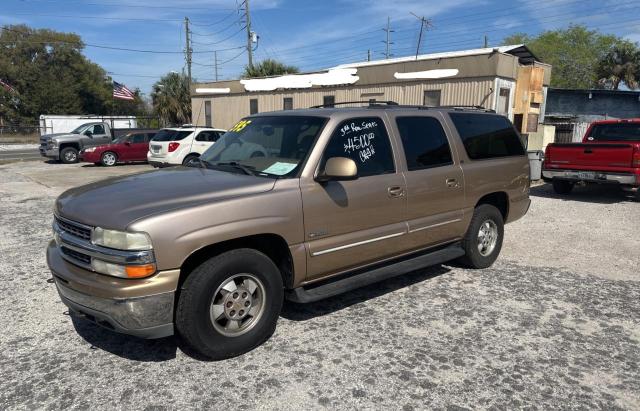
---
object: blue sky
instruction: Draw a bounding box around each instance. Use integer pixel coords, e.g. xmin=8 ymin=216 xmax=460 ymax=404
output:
xmin=2 ymin=0 xmax=639 ymax=95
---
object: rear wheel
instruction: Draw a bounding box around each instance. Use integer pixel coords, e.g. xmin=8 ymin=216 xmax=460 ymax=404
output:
xmin=176 ymin=249 xmax=283 ymax=360
xmin=182 ymin=154 xmax=199 ymax=166
xmin=101 ymin=151 xmax=118 ymax=167
xmin=552 ymin=180 xmax=574 ymax=194
xmin=60 ymin=147 xmax=79 ymax=164
xmin=458 ymin=204 xmax=504 ymax=269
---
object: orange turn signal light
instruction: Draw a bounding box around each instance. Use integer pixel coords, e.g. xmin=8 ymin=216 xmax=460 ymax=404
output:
xmin=125 ymin=264 xmax=156 ymax=278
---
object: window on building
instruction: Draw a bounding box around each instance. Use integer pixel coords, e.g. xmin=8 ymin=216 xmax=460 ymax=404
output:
xmin=323 ymin=95 xmax=335 ymax=107
xmin=396 ymin=117 xmax=453 ymax=170
xmin=321 ymin=117 xmax=395 ymax=177
xmin=449 ymin=113 xmax=525 ymax=160
xmin=423 ymin=90 xmax=441 ymax=107
xmin=204 ymin=101 xmax=212 ymax=127
xmin=283 ymin=97 xmax=293 ymax=111
xmin=250 ymin=99 xmax=258 ymax=115
xmin=497 ymin=88 xmax=510 ymax=115
xmin=527 ymin=114 xmax=539 ymax=132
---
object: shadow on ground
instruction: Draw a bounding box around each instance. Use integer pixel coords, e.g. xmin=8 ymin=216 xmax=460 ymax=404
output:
xmin=530 ymin=182 xmax=637 ymax=204
xmin=69 ymin=264 xmax=450 ymax=361
xmin=281 ymin=264 xmax=451 ymax=321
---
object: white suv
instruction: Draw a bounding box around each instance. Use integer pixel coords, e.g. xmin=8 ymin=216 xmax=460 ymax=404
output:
xmin=147 ymin=127 xmax=226 ymax=167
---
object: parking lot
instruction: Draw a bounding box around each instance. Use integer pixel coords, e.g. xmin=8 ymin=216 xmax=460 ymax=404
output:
xmin=1 ymin=160 xmax=638 ymax=409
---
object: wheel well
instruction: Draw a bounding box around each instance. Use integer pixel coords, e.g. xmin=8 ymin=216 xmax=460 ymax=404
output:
xmin=476 ymin=192 xmax=509 ymax=220
xmin=186 ymin=153 xmax=200 ymax=158
xmin=178 ymin=234 xmax=294 ymax=291
xmin=59 ymin=142 xmax=80 ymax=151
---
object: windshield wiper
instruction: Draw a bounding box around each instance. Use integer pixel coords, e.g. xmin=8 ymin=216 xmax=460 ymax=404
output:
xmin=214 ymin=161 xmax=256 ymax=176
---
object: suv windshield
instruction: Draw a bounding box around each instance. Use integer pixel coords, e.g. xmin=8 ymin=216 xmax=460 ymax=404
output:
xmin=152 ymin=129 xmax=193 ymax=142
xmin=200 ymin=116 xmax=326 ymax=178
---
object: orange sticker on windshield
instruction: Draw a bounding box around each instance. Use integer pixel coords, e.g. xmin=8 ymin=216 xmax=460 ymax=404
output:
xmin=229 ymin=120 xmax=251 ymax=132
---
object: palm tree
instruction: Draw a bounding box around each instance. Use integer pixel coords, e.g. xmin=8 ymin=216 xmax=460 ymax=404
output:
xmin=151 ymin=72 xmax=191 ymax=126
xmin=597 ymin=43 xmax=640 ymax=90
xmin=242 ymin=59 xmax=299 ymax=78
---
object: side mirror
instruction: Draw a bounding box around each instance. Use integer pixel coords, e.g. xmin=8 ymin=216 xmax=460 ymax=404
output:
xmin=124 ymin=141 xmax=131 ymax=146
xmin=84 ymin=130 xmax=93 ymax=137
xmin=316 ymin=157 xmax=358 ymax=183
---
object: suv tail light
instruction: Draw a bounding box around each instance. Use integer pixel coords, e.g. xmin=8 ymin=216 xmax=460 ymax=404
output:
xmin=168 ymin=142 xmax=180 ymax=152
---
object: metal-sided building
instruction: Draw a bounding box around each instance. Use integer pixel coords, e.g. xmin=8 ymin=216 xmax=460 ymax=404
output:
xmin=191 ymin=44 xmax=552 ymax=149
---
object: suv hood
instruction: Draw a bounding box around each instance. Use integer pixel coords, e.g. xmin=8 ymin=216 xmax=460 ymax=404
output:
xmin=56 ymin=167 xmax=277 ymax=230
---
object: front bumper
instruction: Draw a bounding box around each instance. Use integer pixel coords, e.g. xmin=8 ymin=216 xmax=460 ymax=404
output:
xmin=79 ymin=150 xmax=101 ymax=163
xmin=542 ymin=169 xmax=638 ymax=186
xmin=47 ymin=240 xmax=179 ymax=339
xmin=39 ymin=146 xmax=59 ymax=159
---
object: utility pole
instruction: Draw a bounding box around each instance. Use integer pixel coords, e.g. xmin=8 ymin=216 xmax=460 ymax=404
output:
xmin=184 ymin=17 xmax=192 ymax=86
xmin=484 ymin=35 xmax=488 ymax=48
xmin=411 ymin=12 xmax=432 ymax=60
xmin=243 ymin=0 xmax=253 ymax=69
xmin=382 ymin=17 xmax=394 ymax=59
xmin=214 ymin=51 xmax=219 ymax=81
xmin=367 ymin=49 xmax=371 ymax=61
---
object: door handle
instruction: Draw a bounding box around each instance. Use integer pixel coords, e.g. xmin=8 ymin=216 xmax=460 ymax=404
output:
xmin=446 ymin=178 xmax=460 ymax=188
xmin=387 ymin=186 xmax=404 ymax=198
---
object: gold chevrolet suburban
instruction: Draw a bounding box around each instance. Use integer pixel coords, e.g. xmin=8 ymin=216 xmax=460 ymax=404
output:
xmin=47 ymin=104 xmax=530 ymax=360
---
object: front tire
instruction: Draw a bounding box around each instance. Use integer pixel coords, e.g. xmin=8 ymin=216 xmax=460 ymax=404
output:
xmin=101 ymin=151 xmax=118 ymax=167
xmin=60 ymin=147 xmax=79 ymax=164
xmin=176 ymin=249 xmax=284 ymax=360
xmin=552 ymin=179 xmax=574 ymax=194
xmin=458 ymin=204 xmax=504 ymax=269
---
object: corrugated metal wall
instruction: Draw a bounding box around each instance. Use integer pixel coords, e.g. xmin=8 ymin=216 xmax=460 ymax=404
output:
xmin=194 ymin=77 xmax=496 ymax=129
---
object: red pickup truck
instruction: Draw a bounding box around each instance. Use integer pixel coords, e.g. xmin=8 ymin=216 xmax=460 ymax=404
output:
xmin=543 ymin=119 xmax=640 ymax=199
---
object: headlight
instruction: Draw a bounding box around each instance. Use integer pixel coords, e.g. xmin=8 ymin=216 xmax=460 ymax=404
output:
xmin=49 ymin=140 xmax=58 ymax=147
xmin=91 ymin=227 xmax=153 ymax=250
xmin=84 ymin=147 xmax=96 ymax=153
xmin=91 ymin=259 xmax=156 ymax=279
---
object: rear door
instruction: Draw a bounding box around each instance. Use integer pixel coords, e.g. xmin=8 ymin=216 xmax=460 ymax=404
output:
xmin=192 ymin=130 xmax=217 ymax=154
xmin=300 ymin=116 xmax=408 ymax=281
xmin=127 ymin=133 xmax=148 ymax=161
xmin=389 ymin=112 xmax=466 ymax=249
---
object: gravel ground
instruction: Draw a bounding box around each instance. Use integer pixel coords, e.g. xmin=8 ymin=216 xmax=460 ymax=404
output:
xmin=1 ymin=161 xmax=639 ymax=410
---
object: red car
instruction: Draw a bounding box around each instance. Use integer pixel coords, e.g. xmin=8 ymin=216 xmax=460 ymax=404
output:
xmin=543 ymin=119 xmax=640 ymax=198
xmin=80 ymin=131 xmax=156 ymax=166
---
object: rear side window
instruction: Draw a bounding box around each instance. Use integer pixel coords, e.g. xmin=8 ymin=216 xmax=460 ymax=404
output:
xmin=152 ymin=129 xmax=192 ymax=142
xmin=588 ymin=123 xmax=640 ymax=142
xmin=449 ymin=113 xmax=525 ymax=160
xmin=321 ymin=117 xmax=394 ymax=177
xmin=396 ymin=117 xmax=453 ymax=170
xmin=130 ymin=133 xmax=146 ymax=144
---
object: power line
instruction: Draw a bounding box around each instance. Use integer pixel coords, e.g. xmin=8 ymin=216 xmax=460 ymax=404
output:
xmin=10 ymin=0 xmax=235 ymax=11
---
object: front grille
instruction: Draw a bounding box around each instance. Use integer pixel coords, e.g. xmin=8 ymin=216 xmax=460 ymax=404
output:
xmin=61 ymin=246 xmax=91 ymax=265
xmin=55 ymin=217 xmax=92 ymax=241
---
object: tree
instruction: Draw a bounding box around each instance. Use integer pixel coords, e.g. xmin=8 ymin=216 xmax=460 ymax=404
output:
xmin=0 ymin=24 xmax=115 ymax=124
xmin=596 ymin=43 xmax=640 ymax=90
xmin=151 ymin=72 xmax=191 ymax=126
xmin=503 ymin=25 xmax=635 ymax=89
xmin=242 ymin=59 xmax=299 ymax=78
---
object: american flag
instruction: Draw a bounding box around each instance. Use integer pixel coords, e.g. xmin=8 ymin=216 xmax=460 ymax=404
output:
xmin=0 ymin=78 xmax=16 ymax=94
xmin=113 ymin=81 xmax=135 ymax=100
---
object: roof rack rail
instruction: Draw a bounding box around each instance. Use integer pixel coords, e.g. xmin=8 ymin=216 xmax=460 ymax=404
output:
xmin=310 ymin=100 xmax=399 ymax=108
xmin=437 ymin=105 xmax=495 ymax=112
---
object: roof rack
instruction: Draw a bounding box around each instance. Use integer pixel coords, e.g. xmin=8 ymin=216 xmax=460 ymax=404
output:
xmin=310 ymin=100 xmax=399 ymax=108
xmin=437 ymin=105 xmax=495 ymax=112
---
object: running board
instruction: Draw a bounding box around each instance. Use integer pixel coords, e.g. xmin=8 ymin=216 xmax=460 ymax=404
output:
xmin=286 ymin=243 xmax=465 ymax=303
